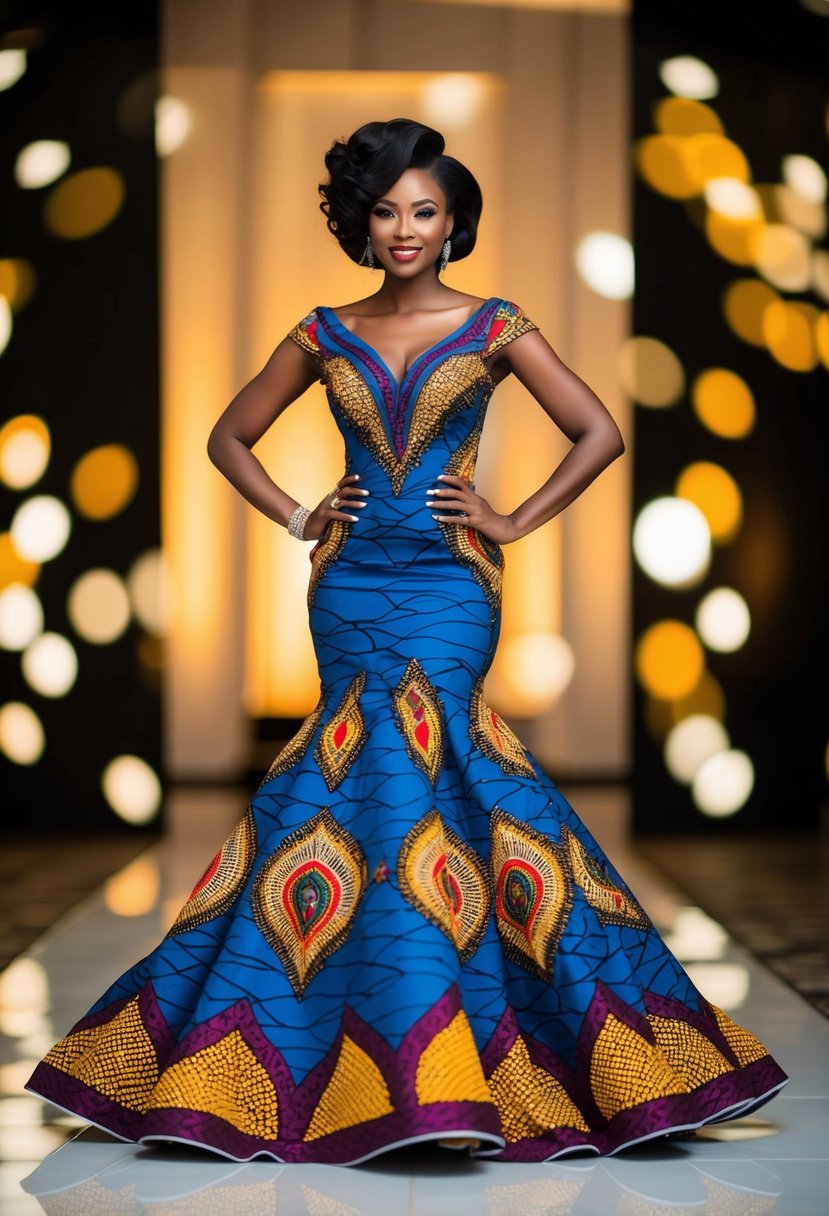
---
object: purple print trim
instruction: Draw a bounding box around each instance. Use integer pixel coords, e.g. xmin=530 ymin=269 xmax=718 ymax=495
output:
xmin=315 ymin=310 xmax=399 ymax=452
xmin=24 ymin=978 xmax=788 ymax=1166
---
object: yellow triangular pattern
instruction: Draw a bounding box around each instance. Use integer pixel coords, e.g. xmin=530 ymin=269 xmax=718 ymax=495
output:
xmin=648 ymin=1014 xmax=734 ymax=1089
xmin=304 ymin=1034 xmax=393 ymax=1141
xmin=590 ymin=1013 xmax=688 ymax=1120
xmin=43 ymin=996 xmax=158 ymax=1112
xmin=147 ymin=1029 xmax=278 ymax=1139
xmin=414 ymin=1010 xmax=492 ymax=1106
xmin=487 ymin=1031 xmax=589 ymax=1142
xmin=713 ymin=1005 xmax=768 ymax=1066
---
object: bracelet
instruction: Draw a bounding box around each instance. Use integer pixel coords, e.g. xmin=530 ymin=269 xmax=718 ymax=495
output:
xmin=287 ymin=505 xmax=311 ymax=540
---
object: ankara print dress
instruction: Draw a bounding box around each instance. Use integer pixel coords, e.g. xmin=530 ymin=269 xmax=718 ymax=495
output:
xmin=27 ymin=298 xmax=787 ymax=1164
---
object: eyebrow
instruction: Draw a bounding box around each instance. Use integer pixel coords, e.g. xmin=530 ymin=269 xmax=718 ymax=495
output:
xmin=375 ymin=197 xmax=439 ymax=208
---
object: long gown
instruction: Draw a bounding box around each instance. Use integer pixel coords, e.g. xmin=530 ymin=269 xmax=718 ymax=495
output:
xmin=26 ymin=297 xmax=787 ymax=1164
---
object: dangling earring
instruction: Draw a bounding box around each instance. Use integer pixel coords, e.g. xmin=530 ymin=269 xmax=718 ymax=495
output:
xmin=360 ymin=236 xmax=375 ymax=270
xmin=439 ymin=237 xmax=452 ymax=274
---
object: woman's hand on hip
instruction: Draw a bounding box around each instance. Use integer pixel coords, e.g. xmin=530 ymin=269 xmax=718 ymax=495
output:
xmin=304 ymin=474 xmax=368 ymax=540
xmin=427 ymin=475 xmax=520 ymax=545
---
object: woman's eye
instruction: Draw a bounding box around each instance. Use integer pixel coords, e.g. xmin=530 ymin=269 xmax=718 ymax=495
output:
xmin=416 ymin=210 xmax=437 ymax=219
xmin=372 ymin=207 xmax=394 ymax=218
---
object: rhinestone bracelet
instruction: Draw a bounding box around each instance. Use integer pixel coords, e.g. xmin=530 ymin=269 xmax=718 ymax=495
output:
xmin=287 ymin=505 xmax=311 ymax=540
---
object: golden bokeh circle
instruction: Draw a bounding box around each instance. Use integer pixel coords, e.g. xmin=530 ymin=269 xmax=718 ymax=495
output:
xmin=0 ymin=414 xmax=51 ymax=489
xmin=635 ymin=135 xmax=701 ymax=199
xmin=0 ymin=533 xmax=39 ymax=590
xmin=692 ymin=368 xmax=755 ymax=439
xmin=635 ymin=621 xmax=705 ymax=701
xmin=722 ymin=279 xmax=780 ymax=346
xmin=43 ymin=167 xmax=125 ymax=240
xmin=70 ymin=444 xmax=139 ymax=519
xmin=686 ymin=134 xmax=750 ymax=189
xmin=675 ymin=462 xmax=743 ymax=543
xmin=0 ymin=259 xmax=36 ymax=311
xmin=653 ymin=97 xmax=723 ymax=137
xmin=618 ymin=336 xmax=685 ymax=407
xmin=670 ymin=669 xmax=727 ymax=725
xmin=762 ymin=300 xmax=819 ymax=372
xmin=705 ymin=212 xmax=764 ymax=266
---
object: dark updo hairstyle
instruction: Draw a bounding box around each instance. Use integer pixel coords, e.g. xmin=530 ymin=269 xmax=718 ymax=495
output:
xmin=319 ymin=118 xmax=482 ymax=267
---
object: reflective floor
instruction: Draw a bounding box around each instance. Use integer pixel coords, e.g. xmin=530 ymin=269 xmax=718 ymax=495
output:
xmin=2 ymin=789 xmax=827 ymax=1215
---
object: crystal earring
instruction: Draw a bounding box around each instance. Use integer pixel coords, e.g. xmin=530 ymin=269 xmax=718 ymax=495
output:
xmin=439 ymin=237 xmax=452 ymax=273
xmin=361 ymin=236 xmax=375 ymax=270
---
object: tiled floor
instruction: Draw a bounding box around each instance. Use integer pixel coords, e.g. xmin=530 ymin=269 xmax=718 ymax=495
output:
xmin=1 ymin=788 xmax=827 ymax=1215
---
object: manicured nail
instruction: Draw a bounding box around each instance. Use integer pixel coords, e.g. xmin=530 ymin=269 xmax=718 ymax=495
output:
xmin=349 ymin=515 xmax=358 ymax=521
xmin=432 ymin=514 xmax=439 ymax=520
xmin=437 ymin=475 xmax=446 ymax=480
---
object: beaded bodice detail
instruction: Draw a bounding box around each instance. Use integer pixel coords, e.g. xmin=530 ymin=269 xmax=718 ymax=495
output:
xmin=288 ymin=298 xmax=537 ymax=496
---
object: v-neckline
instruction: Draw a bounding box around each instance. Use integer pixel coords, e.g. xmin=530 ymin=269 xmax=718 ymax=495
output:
xmin=319 ymin=297 xmax=498 ymax=391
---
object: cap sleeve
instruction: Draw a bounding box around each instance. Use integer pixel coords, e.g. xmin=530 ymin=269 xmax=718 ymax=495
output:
xmin=287 ymin=310 xmax=321 ymax=357
xmin=484 ymin=300 xmax=538 ymax=358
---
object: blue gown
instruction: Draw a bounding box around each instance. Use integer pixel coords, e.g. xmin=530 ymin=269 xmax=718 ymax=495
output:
xmin=27 ymin=298 xmax=787 ymax=1164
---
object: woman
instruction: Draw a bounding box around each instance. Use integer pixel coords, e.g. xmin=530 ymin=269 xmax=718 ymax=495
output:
xmin=27 ymin=118 xmax=787 ymax=1165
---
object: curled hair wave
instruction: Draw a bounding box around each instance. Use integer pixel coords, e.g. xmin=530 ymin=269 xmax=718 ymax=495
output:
xmin=319 ymin=118 xmax=482 ymax=265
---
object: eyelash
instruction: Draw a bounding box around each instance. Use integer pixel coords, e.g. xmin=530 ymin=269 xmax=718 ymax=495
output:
xmin=372 ymin=208 xmax=437 ymax=220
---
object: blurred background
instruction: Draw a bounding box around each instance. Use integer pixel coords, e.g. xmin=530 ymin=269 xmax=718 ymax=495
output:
xmin=0 ymin=0 xmax=827 ymax=947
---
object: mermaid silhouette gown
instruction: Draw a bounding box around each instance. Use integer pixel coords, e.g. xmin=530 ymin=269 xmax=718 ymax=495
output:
xmin=27 ymin=299 xmax=787 ymax=1164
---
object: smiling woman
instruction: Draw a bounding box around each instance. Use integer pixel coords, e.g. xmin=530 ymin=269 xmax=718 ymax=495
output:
xmin=26 ymin=116 xmax=787 ymax=1166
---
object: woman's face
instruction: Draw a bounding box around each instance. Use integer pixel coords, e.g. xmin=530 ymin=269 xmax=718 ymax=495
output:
xmin=367 ymin=167 xmax=453 ymax=277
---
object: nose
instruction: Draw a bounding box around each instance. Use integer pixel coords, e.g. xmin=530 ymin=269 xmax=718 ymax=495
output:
xmin=394 ymin=215 xmax=414 ymax=240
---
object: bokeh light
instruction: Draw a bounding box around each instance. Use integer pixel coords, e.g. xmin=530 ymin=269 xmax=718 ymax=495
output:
xmin=67 ymin=569 xmax=131 ymax=644
xmin=704 ymin=210 xmax=764 ymax=265
xmin=665 ymin=714 xmax=730 ymax=784
xmin=722 ymin=279 xmax=780 ymax=347
xmin=101 ymin=754 xmax=162 ymax=824
xmin=692 ymin=368 xmax=755 ymax=438
xmin=753 ymin=224 xmax=812 ymax=291
xmin=0 ymin=414 xmax=50 ymax=489
xmin=10 ymin=495 xmax=71 ymax=562
xmin=635 ymin=621 xmax=705 ymax=700
xmin=496 ymin=631 xmax=575 ymax=715
xmin=689 ymin=134 xmax=750 ymax=189
xmin=693 ymin=749 xmax=754 ymax=816
xmin=70 ymin=444 xmax=139 ymax=519
xmin=654 ymin=97 xmax=722 ymax=136
xmin=0 ymin=297 xmax=11 ymax=356
xmin=635 ymin=135 xmax=700 ymax=199
xmin=671 ymin=669 xmax=727 ymax=724
xmin=43 ymin=167 xmax=125 ymax=239
xmin=633 ymin=497 xmax=711 ymax=587
xmin=421 ymin=74 xmax=486 ymax=130
xmin=21 ymin=632 xmax=78 ymax=697
xmin=574 ymin=232 xmax=634 ymax=300
xmin=0 ymin=584 xmax=43 ymax=650
xmin=618 ymin=336 xmax=685 ymax=407
xmin=0 ymin=701 xmax=45 ymax=765
xmin=155 ymin=95 xmax=194 ymax=156
xmin=127 ymin=549 xmax=167 ymax=635
xmin=14 ymin=140 xmax=70 ymax=189
xmin=762 ymin=300 xmax=820 ymax=371
xmin=704 ymin=178 xmax=762 ymax=220
xmin=0 ymin=49 xmax=26 ymax=91
xmin=675 ymin=462 xmax=743 ymax=544
xmin=658 ymin=55 xmax=719 ymax=101
xmin=0 ymin=259 xmax=36 ymax=311
xmin=104 ymin=856 xmax=161 ymax=916
xmin=782 ymin=153 xmax=827 ymax=204
xmin=0 ymin=533 xmax=38 ymax=589
xmin=696 ymin=587 xmax=751 ymax=653
xmin=774 ymin=184 xmax=826 ymax=240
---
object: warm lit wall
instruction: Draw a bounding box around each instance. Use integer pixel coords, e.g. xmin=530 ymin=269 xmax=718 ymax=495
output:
xmin=161 ymin=0 xmax=631 ymax=779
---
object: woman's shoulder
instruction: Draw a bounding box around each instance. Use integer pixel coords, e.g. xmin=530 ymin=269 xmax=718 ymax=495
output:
xmin=482 ymin=298 xmax=540 ymax=355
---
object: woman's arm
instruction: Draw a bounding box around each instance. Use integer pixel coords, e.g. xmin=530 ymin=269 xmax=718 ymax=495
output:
xmin=429 ymin=329 xmax=625 ymax=543
xmin=206 ymin=337 xmax=365 ymax=536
